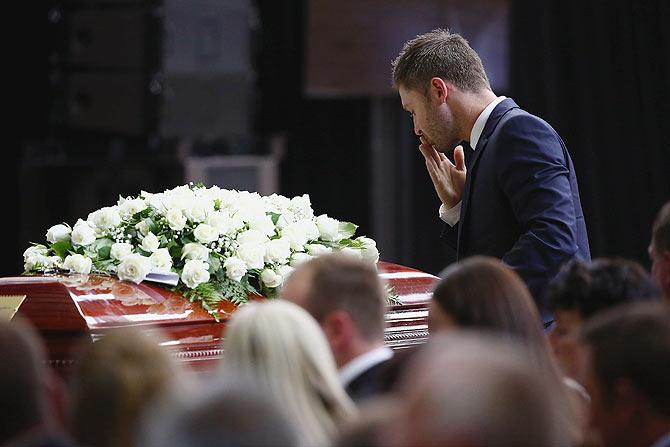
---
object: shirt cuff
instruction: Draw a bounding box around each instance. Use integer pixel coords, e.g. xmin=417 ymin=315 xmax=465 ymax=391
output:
xmin=439 ymin=202 xmax=461 ymax=226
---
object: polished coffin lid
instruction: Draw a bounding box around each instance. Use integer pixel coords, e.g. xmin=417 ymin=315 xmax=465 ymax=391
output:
xmin=0 ymin=261 xmax=436 ymax=372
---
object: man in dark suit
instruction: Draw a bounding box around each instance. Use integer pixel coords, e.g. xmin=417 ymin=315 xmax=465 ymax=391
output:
xmin=281 ymin=253 xmax=404 ymax=402
xmin=392 ymin=29 xmax=590 ymax=319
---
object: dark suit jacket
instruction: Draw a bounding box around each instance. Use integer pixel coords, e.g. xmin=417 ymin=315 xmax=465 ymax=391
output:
xmin=443 ymin=99 xmax=590 ymax=318
xmin=345 ymin=348 xmax=416 ymax=403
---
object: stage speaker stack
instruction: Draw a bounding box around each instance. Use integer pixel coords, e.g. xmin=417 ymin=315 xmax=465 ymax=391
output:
xmin=48 ymin=0 xmax=256 ymax=139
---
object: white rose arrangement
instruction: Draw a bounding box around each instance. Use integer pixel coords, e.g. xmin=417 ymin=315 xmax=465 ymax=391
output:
xmin=23 ymin=184 xmax=379 ymax=319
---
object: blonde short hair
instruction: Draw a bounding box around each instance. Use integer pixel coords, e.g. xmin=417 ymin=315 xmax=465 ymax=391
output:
xmin=222 ymin=300 xmax=356 ymax=446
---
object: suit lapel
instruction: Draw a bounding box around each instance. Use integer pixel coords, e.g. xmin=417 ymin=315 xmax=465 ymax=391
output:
xmin=456 ymin=98 xmax=519 ymax=257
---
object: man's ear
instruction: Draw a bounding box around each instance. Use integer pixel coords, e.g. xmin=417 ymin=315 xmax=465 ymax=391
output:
xmin=321 ymin=310 xmax=354 ymax=350
xmin=429 ymin=77 xmax=449 ymax=104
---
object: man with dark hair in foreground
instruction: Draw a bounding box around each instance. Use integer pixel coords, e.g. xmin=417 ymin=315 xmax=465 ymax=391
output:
xmin=576 ymin=302 xmax=670 ymax=447
xmin=546 ymin=257 xmax=659 ymax=379
xmin=282 ymin=253 xmax=402 ymax=402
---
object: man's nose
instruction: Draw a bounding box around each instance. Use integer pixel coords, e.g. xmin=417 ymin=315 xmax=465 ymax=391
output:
xmin=414 ymin=124 xmax=422 ymax=136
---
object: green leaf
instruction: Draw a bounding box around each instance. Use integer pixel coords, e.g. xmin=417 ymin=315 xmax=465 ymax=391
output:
xmin=94 ymin=259 xmax=117 ymax=272
xmin=168 ymin=244 xmax=182 ymax=259
xmin=214 ymin=198 xmax=222 ymax=211
xmin=97 ymin=245 xmax=112 ymax=260
xmin=337 ymin=238 xmax=356 ymax=247
xmin=134 ymin=208 xmax=152 ymax=219
xmin=207 ymin=254 xmax=222 ymax=273
xmin=145 ymin=217 xmax=158 ymax=234
xmin=269 ymin=212 xmax=281 ymax=225
xmin=337 ymin=221 xmax=358 ymax=239
xmin=50 ymin=240 xmax=73 ymax=258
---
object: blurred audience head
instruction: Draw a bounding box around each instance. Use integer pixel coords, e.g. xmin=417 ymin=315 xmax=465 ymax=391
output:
xmin=393 ymin=332 xmax=575 ymax=447
xmin=0 ymin=319 xmax=49 ymax=444
xmin=546 ymin=257 xmax=659 ymax=377
xmin=221 ymin=300 xmax=356 ymax=446
xmin=281 ymin=252 xmax=387 ymax=367
xmin=650 ymin=201 xmax=670 ymax=301
xmin=334 ymin=397 xmax=402 ymax=447
xmin=142 ymin=378 xmax=299 ymax=447
xmin=576 ymin=302 xmax=670 ymax=447
xmin=69 ymin=327 xmax=184 ymax=447
xmin=431 ymin=256 xmax=551 ymax=370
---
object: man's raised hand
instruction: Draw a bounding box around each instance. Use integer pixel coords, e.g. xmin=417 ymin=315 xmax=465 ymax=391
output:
xmin=418 ymin=137 xmax=467 ymax=209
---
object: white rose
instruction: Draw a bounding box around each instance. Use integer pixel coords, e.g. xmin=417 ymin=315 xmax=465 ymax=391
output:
xmin=71 ymin=221 xmax=97 ymax=246
xmin=237 ymin=229 xmax=269 ymax=246
xmin=282 ymin=223 xmax=308 ymax=251
xmin=305 ymin=244 xmax=332 ymax=256
xmin=110 ymin=242 xmax=134 ymax=261
xmin=181 ymin=243 xmax=210 ymax=261
xmin=63 ymin=254 xmax=93 ymax=274
xmin=260 ymin=268 xmax=283 ymax=288
xmin=340 ymin=247 xmax=363 ymax=260
xmin=276 ymin=215 xmax=290 ymax=230
xmin=248 ymin=214 xmax=276 ymax=237
xmin=46 ymin=224 xmax=71 ymax=243
xmin=290 ymin=252 xmax=312 ymax=267
xmin=23 ymin=245 xmax=48 ymax=262
xmin=193 ymin=224 xmax=218 ymax=244
xmin=117 ymin=253 xmax=152 ymax=284
xmin=184 ymin=205 xmax=207 ymax=223
xmin=136 ymin=221 xmax=151 ymax=237
xmin=264 ymin=238 xmax=291 ymax=264
xmin=45 ymin=256 xmax=63 ymax=269
xmin=149 ymin=248 xmax=173 ymax=273
xmin=181 ymin=259 xmax=210 ymax=289
xmin=119 ymin=198 xmax=147 ymax=217
xmin=141 ymin=192 xmax=164 ymax=212
xmin=237 ymin=243 xmax=266 ymax=270
xmin=299 ymin=219 xmax=320 ymax=240
xmin=276 ymin=264 xmax=294 ymax=281
xmin=316 ymin=214 xmax=341 ymax=242
xmin=89 ymin=207 xmax=121 ymax=230
xmin=165 ymin=208 xmax=187 ymax=231
xmin=24 ymin=253 xmax=48 ymax=271
xmin=223 ymin=256 xmax=247 ymax=282
xmin=206 ymin=211 xmax=231 ymax=235
xmin=357 ymin=237 xmax=380 ymax=263
xmin=141 ymin=232 xmax=160 ymax=253
xmin=290 ymin=194 xmax=314 ymax=220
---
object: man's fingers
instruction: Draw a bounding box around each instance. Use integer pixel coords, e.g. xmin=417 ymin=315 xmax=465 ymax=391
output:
xmin=453 ymin=145 xmax=466 ymax=171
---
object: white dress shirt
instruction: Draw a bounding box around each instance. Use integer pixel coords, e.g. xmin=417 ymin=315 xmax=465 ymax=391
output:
xmin=438 ymin=96 xmax=507 ymax=226
xmin=339 ymin=345 xmax=394 ymax=387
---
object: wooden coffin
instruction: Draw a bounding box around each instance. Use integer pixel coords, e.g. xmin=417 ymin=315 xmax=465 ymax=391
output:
xmin=0 ymin=261 xmax=436 ymax=373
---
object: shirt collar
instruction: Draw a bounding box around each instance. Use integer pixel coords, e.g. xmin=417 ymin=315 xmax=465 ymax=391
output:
xmin=339 ymin=346 xmax=393 ymax=387
xmin=470 ymin=96 xmax=506 ymax=149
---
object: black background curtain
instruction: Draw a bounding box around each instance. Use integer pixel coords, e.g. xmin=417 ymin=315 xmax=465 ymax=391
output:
xmin=5 ymin=1 xmax=669 ymax=276
xmin=510 ymin=0 xmax=670 ymax=266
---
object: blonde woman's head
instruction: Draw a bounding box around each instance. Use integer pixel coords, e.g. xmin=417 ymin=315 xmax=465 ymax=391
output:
xmin=222 ymin=300 xmax=356 ymax=446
